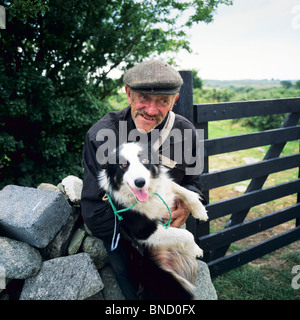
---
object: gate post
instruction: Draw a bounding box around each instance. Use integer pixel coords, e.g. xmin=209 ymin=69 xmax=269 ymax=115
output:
xmin=173 ymin=71 xmax=210 ymax=241
xmin=173 ymin=71 xmax=194 ymax=122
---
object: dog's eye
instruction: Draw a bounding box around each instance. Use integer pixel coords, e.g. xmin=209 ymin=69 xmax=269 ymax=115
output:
xmin=121 ymin=163 xmax=128 ymax=168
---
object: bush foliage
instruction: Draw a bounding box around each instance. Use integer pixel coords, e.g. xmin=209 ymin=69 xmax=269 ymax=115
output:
xmin=1 ymin=0 xmax=231 ymax=188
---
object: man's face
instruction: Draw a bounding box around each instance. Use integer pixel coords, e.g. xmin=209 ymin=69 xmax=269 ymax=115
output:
xmin=125 ymin=86 xmax=179 ymax=133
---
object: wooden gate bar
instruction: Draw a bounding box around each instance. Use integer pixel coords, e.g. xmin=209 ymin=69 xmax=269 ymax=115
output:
xmin=205 ymin=126 xmax=300 ymax=156
xmin=198 ymin=203 xmax=300 ymax=252
xmin=178 ymin=73 xmax=300 ymax=275
xmin=195 ymin=97 xmax=300 ymax=123
xmin=210 ymin=112 xmax=300 ymax=260
xmin=206 ymin=179 xmax=300 ymax=220
xmin=208 ymin=226 xmax=300 ymax=278
xmin=199 ymin=153 xmax=300 ymax=191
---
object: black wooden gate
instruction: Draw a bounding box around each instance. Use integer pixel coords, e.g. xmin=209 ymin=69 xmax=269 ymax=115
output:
xmin=175 ymin=71 xmax=300 ymax=278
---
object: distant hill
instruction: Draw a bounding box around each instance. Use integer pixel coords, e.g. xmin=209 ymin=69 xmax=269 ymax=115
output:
xmin=203 ymin=79 xmax=289 ymax=88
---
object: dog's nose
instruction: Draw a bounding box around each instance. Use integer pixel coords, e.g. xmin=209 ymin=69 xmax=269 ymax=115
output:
xmin=134 ymin=178 xmax=146 ymax=188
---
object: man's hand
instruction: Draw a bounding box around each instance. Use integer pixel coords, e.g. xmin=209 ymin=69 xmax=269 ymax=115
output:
xmin=164 ymin=198 xmax=190 ymax=228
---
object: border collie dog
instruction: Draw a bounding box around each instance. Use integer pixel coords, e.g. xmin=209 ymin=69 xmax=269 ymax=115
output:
xmin=98 ymin=142 xmax=208 ymax=300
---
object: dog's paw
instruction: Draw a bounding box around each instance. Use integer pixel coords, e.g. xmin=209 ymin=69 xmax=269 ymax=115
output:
xmin=190 ymin=244 xmax=203 ymax=258
xmin=191 ymin=203 xmax=208 ymax=222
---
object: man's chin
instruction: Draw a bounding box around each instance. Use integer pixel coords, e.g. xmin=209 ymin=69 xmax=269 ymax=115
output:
xmin=134 ymin=118 xmax=158 ymax=133
xmin=135 ymin=124 xmax=155 ymax=134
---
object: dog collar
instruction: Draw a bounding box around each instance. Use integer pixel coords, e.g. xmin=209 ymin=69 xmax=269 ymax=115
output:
xmin=103 ymin=192 xmax=172 ymax=229
xmin=103 ymin=193 xmax=138 ymax=221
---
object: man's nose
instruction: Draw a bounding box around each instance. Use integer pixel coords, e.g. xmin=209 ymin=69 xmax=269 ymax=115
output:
xmin=144 ymin=101 xmax=159 ymax=115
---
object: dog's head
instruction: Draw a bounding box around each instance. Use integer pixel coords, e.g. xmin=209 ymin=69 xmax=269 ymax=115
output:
xmin=98 ymin=142 xmax=160 ymax=202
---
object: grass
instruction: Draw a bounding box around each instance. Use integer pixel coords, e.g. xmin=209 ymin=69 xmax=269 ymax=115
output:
xmin=213 ymin=251 xmax=300 ymax=300
xmin=206 ymin=119 xmax=300 ymax=300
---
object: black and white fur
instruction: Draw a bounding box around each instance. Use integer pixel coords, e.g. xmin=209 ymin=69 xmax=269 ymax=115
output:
xmin=98 ymin=142 xmax=208 ymax=300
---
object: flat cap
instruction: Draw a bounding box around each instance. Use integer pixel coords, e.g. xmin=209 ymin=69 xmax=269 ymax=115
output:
xmin=123 ymin=60 xmax=183 ymax=95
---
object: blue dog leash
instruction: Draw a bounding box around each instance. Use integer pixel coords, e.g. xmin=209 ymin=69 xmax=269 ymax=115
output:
xmin=103 ymin=193 xmax=172 ymax=251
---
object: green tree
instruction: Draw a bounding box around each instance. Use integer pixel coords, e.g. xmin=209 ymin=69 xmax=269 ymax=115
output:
xmin=295 ymin=80 xmax=300 ymax=89
xmin=192 ymin=69 xmax=203 ymax=90
xmin=0 ymin=0 xmax=232 ymax=188
xmin=280 ymin=80 xmax=293 ymax=89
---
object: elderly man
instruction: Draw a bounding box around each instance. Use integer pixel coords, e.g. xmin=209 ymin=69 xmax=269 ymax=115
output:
xmin=81 ymin=60 xmax=205 ymax=299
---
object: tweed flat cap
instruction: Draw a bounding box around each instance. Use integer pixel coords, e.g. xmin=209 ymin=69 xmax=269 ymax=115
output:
xmin=123 ymin=60 xmax=183 ymax=95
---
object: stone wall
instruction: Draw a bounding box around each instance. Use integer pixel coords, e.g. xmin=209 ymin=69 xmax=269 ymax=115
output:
xmin=0 ymin=176 xmax=217 ymax=300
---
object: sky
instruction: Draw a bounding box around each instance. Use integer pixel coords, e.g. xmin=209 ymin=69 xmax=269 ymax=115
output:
xmin=177 ymin=0 xmax=300 ymax=80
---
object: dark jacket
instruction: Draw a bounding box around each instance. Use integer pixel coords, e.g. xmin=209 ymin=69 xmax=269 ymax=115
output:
xmin=81 ymin=106 xmax=204 ymax=241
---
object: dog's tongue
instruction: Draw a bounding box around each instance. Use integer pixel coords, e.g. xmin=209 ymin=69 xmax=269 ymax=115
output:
xmin=132 ymin=188 xmax=148 ymax=202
